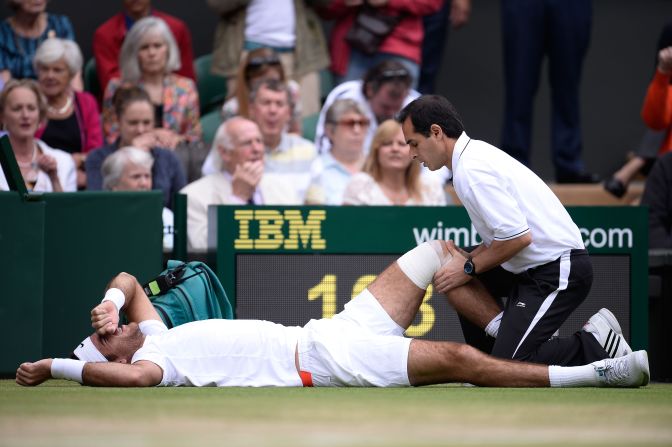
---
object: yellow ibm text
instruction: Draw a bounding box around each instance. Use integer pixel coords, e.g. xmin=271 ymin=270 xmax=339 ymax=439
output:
xmin=234 ymin=209 xmax=327 ymax=250
xmin=307 ymin=274 xmax=435 ymax=337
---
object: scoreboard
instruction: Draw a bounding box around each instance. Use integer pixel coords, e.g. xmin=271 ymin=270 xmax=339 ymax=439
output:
xmin=212 ymin=206 xmax=648 ymax=349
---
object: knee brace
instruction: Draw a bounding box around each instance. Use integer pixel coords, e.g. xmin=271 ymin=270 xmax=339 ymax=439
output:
xmin=396 ymin=241 xmax=449 ymax=289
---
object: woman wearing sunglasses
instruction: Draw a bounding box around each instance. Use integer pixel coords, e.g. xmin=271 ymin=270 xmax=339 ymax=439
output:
xmin=342 ymin=119 xmax=447 ymax=206
xmin=305 ymin=98 xmax=368 ymax=205
xmin=222 ymin=47 xmax=301 ymax=134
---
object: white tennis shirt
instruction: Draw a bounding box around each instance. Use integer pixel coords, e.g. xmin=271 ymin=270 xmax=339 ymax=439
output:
xmin=132 ymin=319 xmax=303 ymax=387
xmin=451 ymin=132 xmax=584 ymax=273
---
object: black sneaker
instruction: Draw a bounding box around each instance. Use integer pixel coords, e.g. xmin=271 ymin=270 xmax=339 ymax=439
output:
xmin=603 ymin=176 xmax=627 ymax=198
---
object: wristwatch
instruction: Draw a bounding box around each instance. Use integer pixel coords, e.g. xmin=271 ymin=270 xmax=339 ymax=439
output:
xmin=464 ymin=256 xmax=477 ymax=277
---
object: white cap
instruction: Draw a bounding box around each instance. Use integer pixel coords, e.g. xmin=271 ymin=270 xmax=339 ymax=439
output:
xmin=72 ymin=336 xmax=108 ymax=362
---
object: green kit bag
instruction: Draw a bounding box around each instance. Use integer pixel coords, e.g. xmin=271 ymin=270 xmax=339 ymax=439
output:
xmin=140 ymin=260 xmax=234 ymax=327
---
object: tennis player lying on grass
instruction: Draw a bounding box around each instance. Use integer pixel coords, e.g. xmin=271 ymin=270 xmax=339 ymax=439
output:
xmin=17 ymin=241 xmax=650 ymax=388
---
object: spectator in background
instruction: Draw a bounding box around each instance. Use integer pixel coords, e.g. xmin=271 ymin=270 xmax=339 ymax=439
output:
xmin=418 ymin=0 xmax=471 ymax=94
xmin=101 ymin=16 xmax=201 ymax=147
xmin=248 ymin=79 xmax=316 ymax=200
xmin=639 ymin=45 xmax=672 ymax=249
xmin=34 ymin=38 xmax=102 ymax=190
xmin=93 ymin=0 xmax=195 ymax=94
xmin=500 ymin=0 xmax=598 ymax=184
xmin=222 ymin=47 xmax=302 ymax=135
xmin=320 ymin=0 xmax=443 ymax=87
xmin=641 ymin=152 xmax=672 ymax=249
xmin=101 ymin=146 xmax=174 ymax=251
xmin=0 ymin=79 xmax=76 ymax=192
xmin=207 ymin=0 xmax=329 ymax=119
xmin=0 ymin=0 xmax=79 ymax=86
xmin=203 ymin=80 xmax=316 ymax=200
xmin=604 ymin=23 xmax=672 ymax=199
xmin=641 ymin=46 xmax=672 ymax=161
xmin=86 ymin=86 xmax=186 ymax=209
xmin=343 ymin=119 xmax=447 ymax=205
xmin=181 ymin=117 xmax=301 ymax=251
xmin=306 ymin=99 xmax=368 ymax=205
xmin=315 ymin=60 xmax=418 ymax=155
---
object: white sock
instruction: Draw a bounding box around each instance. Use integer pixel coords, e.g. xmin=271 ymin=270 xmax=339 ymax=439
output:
xmin=485 ymin=311 xmax=503 ymax=338
xmin=397 ymin=242 xmax=443 ymax=289
xmin=548 ymin=364 xmax=598 ymax=387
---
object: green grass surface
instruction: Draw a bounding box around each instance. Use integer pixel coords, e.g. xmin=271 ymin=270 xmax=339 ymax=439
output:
xmin=1 ymin=380 xmax=671 ymax=447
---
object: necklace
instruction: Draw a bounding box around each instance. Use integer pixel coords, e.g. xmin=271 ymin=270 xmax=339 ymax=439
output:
xmin=47 ymin=94 xmax=73 ymax=115
xmin=16 ymin=143 xmax=38 ymax=169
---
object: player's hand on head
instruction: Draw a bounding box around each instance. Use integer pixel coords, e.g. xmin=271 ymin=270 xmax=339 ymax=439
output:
xmin=91 ymin=301 xmax=119 ymax=335
xmin=16 ymin=359 xmax=52 ymax=386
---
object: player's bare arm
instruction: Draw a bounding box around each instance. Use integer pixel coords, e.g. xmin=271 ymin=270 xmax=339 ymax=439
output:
xmin=91 ymin=272 xmax=161 ymax=335
xmin=81 ymin=360 xmax=162 ymax=387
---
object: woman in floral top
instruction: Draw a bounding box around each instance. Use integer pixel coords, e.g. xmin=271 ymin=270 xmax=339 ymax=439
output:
xmin=101 ymin=16 xmax=201 ymax=148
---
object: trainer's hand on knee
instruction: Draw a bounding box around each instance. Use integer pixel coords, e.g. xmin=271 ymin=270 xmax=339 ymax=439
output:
xmin=91 ymin=301 xmax=119 ymax=335
xmin=433 ymin=244 xmax=471 ymax=293
xmin=16 ymin=359 xmax=52 ymax=386
xmin=445 ymin=240 xmax=470 ymax=258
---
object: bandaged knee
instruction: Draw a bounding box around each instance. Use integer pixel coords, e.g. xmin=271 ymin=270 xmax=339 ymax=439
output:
xmin=396 ymin=241 xmax=447 ymax=289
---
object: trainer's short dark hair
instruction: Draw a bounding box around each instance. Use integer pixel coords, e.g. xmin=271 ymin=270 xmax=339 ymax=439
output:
xmin=397 ymin=95 xmax=465 ymax=139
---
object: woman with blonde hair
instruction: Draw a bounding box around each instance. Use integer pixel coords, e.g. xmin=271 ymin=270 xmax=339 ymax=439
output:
xmin=0 ymin=79 xmax=76 ymax=192
xmin=343 ymin=119 xmax=447 ymax=205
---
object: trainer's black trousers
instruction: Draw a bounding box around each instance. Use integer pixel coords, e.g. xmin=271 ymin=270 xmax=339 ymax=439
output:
xmin=459 ymin=249 xmax=608 ymax=366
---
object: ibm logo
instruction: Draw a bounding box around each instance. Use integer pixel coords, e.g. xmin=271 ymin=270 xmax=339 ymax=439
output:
xmin=234 ymin=209 xmax=327 ymax=250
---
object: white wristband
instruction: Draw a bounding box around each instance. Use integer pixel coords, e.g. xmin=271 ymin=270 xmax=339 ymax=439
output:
xmin=102 ymin=288 xmax=125 ymax=313
xmin=51 ymin=358 xmax=85 ymax=384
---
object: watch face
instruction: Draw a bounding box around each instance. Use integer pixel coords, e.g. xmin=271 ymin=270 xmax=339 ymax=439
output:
xmin=464 ymin=260 xmax=474 ymax=275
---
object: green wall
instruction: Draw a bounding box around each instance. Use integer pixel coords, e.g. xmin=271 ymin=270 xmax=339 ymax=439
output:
xmin=0 ymin=191 xmax=164 ymax=374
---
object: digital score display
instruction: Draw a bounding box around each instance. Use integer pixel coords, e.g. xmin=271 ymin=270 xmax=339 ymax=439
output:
xmin=235 ymin=254 xmax=632 ymax=342
xmin=215 ymin=206 xmax=648 ymax=347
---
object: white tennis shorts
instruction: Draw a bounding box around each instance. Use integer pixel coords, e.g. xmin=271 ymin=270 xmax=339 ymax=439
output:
xmin=297 ymin=288 xmax=412 ymax=387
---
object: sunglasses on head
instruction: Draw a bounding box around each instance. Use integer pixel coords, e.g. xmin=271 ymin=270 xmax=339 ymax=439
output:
xmin=333 ymin=118 xmax=371 ymax=129
xmin=247 ymin=55 xmax=282 ymax=69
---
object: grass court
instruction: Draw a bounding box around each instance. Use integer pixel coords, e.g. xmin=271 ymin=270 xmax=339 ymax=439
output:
xmin=1 ymin=380 xmax=671 ymax=447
